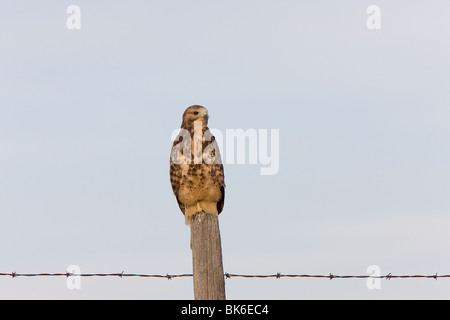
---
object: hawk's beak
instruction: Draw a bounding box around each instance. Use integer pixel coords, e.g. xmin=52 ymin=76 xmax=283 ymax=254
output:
xmin=202 ymin=111 xmax=208 ymax=117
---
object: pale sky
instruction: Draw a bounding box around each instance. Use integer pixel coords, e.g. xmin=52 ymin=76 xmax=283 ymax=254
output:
xmin=0 ymin=0 xmax=449 ymax=299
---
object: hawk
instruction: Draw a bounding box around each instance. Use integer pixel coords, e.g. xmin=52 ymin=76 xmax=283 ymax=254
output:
xmin=170 ymin=105 xmax=225 ymax=224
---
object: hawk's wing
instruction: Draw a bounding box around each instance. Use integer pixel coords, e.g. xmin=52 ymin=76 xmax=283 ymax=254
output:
xmin=170 ymin=134 xmax=186 ymax=214
xmin=215 ymin=163 xmax=225 ymax=214
xmin=207 ymin=134 xmax=225 ymax=214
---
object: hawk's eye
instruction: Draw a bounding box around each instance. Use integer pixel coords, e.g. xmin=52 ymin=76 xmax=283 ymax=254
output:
xmin=193 ymin=112 xmax=199 ymax=115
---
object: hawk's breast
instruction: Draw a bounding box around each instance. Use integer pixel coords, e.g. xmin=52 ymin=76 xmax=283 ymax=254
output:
xmin=178 ymin=163 xmax=222 ymax=206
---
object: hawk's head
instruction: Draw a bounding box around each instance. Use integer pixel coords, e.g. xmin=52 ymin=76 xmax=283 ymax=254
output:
xmin=181 ymin=105 xmax=209 ymax=128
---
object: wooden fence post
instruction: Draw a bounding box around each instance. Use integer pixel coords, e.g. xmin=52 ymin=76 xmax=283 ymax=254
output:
xmin=190 ymin=213 xmax=226 ymax=300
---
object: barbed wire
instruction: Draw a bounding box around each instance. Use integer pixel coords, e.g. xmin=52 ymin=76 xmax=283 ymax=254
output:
xmin=1 ymin=272 xmax=449 ymax=280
